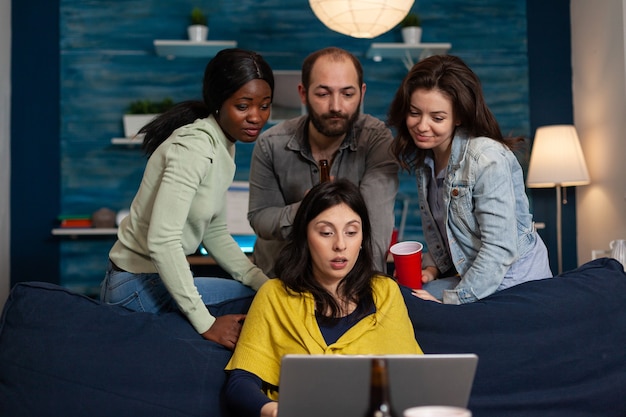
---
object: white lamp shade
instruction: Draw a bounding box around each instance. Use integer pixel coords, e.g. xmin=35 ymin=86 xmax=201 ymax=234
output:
xmin=309 ymin=0 xmax=415 ymax=38
xmin=526 ymin=124 xmax=591 ymax=188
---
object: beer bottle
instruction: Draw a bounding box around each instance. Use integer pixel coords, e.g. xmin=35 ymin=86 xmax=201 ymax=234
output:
xmin=364 ymin=358 xmax=398 ymax=417
xmin=319 ymin=159 xmax=330 ymax=183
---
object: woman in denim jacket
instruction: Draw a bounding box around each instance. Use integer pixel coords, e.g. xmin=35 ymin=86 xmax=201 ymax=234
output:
xmin=388 ymin=55 xmax=552 ymax=304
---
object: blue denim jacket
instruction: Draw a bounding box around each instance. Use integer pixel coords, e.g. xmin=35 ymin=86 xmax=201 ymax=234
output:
xmin=419 ymin=133 xmax=540 ymax=304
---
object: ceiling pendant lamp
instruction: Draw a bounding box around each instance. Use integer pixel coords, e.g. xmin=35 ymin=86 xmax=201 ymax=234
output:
xmin=309 ymin=0 xmax=415 ymax=38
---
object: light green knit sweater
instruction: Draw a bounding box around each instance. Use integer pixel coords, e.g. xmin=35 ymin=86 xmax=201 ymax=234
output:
xmin=109 ymin=116 xmax=267 ymax=333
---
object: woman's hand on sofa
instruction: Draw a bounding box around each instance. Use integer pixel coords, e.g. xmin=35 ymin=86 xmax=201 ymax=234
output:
xmin=260 ymin=401 xmax=278 ymax=417
xmin=411 ymin=289 xmax=442 ymax=303
xmin=201 ymin=314 xmax=247 ymax=350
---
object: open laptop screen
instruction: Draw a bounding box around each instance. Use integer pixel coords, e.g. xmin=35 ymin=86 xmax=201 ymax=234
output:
xmin=277 ymin=354 xmax=478 ymax=417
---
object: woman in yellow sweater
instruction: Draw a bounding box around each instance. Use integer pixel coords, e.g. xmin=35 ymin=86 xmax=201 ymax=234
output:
xmin=225 ymin=179 xmax=421 ymax=417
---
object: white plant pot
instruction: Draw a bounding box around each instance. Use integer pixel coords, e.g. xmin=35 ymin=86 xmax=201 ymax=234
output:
xmin=187 ymin=25 xmax=209 ymax=42
xmin=402 ymin=26 xmax=423 ymax=44
xmin=123 ymin=114 xmax=159 ymax=138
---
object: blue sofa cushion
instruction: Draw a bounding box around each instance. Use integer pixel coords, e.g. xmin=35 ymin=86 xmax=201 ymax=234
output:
xmin=0 ymin=282 xmax=234 ymax=417
xmin=401 ymin=258 xmax=626 ymax=417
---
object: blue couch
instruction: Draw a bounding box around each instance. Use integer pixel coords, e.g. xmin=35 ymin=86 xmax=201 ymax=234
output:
xmin=1 ymin=258 xmax=625 ymax=417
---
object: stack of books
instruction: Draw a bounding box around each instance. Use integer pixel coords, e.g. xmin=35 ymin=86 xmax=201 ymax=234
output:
xmin=58 ymin=215 xmax=92 ymax=228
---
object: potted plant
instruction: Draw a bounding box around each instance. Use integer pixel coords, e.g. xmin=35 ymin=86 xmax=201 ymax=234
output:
xmin=400 ymin=12 xmax=422 ymax=44
xmin=123 ymin=98 xmax=174 ymax=138
xmin=188 ymin=7 xmax=208 ymax=42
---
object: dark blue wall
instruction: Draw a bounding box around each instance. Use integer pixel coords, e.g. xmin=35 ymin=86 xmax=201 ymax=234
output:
xmin=526 ymin=0 xmax=576 ymax=272
xmin=10 ymin=0 xmax=60 ymax=286
xmin=11 ymin=0 xmax=573 ymax=292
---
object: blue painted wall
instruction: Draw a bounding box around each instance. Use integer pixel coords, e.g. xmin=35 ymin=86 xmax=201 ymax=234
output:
xmin=10 ymin=0 xmax=60 ymax=287
xmin=526 ymin=0 xmax=578 ymax=273
xmin=11 ymin=0 xmax=573 ymax=293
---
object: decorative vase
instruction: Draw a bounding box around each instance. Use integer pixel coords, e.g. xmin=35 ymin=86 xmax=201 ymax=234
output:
xmin=122 ymin=114 xmax=159 ymax=138
xmin=187 ymin=25 xmax=208 ymax=42
xmin=402 ymin=26 xmax=422 ymax=44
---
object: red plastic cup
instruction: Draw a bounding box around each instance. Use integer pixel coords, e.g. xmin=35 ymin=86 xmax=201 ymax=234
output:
xmin=389 ymin=241 xmax=423 ymax=289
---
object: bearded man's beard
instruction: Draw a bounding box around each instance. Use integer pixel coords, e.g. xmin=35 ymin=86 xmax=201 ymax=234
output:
xmin=307 ymin=102 xmax=360 ymax=138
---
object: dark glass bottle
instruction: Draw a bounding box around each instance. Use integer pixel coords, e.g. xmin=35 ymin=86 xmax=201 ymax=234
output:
xmin=364 ymin=358 xmax=398 ymax=417
xmin=319 ymin=159 xmax=330 ymax=183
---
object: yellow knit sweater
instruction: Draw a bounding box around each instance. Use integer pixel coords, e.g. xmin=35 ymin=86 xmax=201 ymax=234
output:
xmin=225 ymin=275 xmax=422 ymax=399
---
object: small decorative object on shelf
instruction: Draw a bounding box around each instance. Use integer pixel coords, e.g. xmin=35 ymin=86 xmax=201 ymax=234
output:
xmin=116 ymin=209 xmax=130 ymax=226
xmin=127 ymin=98 xmax=174 ymax=115
xmin=122 ymin=98 xmax=173 ymax=139
xmin=188 ymin=7 xmax=208 ymax=42
xmin=52 ymin=209 xmax=129 ymax=238
xmin=400 ymin=12 xmax=422 ymax=44
xmin=58 ymin=214 xmax=92 ymax=228
xmin=92 ymin=207 xmax=116 ymax=229
xmin=53 ymin=214 xmax=116 ymax=238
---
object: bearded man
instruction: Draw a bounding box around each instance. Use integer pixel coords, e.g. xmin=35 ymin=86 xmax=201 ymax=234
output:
xmin=247 ymin=47 xmax=398 ymax=276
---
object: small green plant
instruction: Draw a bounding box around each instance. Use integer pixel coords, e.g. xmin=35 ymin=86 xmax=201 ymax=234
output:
xmin=127 ymin=98 xmax=174 ymax=114
xmin=401 ymin=12 xmax=421 ymax=28
xmin=190 ymin=7 xmax=208 ymax=26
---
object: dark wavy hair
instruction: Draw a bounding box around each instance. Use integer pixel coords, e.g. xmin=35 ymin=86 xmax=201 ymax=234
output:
xmin=273 ymin=179 xmax=378 ymax=321
xmin=140 ymin=48 xmax=274 ymax=156
xmin=387 ymin=54 xmax=524 ymax=172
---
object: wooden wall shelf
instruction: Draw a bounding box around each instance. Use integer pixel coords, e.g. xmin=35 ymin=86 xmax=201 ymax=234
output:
xmin=111 ymin=137 xmax=143 ymax=146
xmin=154 ymin=40 xmax=237 ymax=59
xmin=366 ymin=42 xmax=452 ymax=70
xmin=52 ymin=228 xmax=118 ymax=237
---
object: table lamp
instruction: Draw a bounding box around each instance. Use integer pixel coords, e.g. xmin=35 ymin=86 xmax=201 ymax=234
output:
xmin=526 ymin=124 xmax=590 ymax=274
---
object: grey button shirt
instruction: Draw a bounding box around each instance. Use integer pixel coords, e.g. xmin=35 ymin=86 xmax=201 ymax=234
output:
xmin=248 ymin=114 xmax=399 ymax=276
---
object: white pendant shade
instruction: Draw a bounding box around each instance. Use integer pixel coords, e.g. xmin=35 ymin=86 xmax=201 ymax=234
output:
xmin=309 ymin=0 xmax=415 ymax=38
xmin=526 ymin=125 xmax=591 ymax=188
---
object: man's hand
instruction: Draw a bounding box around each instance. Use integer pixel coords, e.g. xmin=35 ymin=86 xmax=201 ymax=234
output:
xmin=421 ymin=266 xmax=439 ymax=284
xmin=201 ymin=314 xmax=246 ymax=350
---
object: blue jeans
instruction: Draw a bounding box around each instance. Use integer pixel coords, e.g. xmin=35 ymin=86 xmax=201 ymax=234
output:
xmin=100 ymin=260 xmax=256 ymax=314
xmin=423 ymin=276 xmax=461 ymax=301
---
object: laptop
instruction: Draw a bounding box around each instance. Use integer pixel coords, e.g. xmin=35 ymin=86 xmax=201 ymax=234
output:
xmin=277 ymin=354 xmax=478 ymax=417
